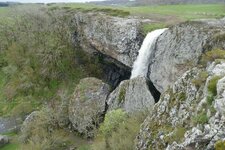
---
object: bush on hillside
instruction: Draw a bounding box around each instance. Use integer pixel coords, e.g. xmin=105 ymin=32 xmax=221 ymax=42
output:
xmin=92 ymin=111 xmax=147 ymax=150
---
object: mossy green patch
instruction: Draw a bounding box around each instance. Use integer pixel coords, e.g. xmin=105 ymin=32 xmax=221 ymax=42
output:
xmin=141 ymin=23 xmax=167 ymax=35
xmin=215 ymin=140 xmax=225 ymax=150
xmin=118 ymin=86 xmax=126 ymax=103
xmin=201 ymin=49 xmax=225 ymax=66
xmin=208 ymin=76 xmax=221 ymax=96
xmin=193 ymin=111 xmax=208 ymax=124
xmin=164 ymin=127 xmax=186 ymax=144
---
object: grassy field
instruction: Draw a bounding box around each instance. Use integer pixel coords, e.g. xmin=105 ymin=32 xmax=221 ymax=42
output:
xmin=0 ymin=7 xmax=8 ymax=13
xmin=51 ymin=3 xmax=225 ymax=34
xmin=125 ymin=4 xmax=225 ymax=19
xmin=54 ymin=3 xmax=225 ymax=20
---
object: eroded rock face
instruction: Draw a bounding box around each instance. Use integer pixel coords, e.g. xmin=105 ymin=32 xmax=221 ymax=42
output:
xmin=68 ymin=77 xmax=110 ymax=137
xmin=107 ymin=77 xmax=159 ymax=113
xmin=73 ymin=13 xmax=225 ymax=94
xmin=148 ymin=21 xmax=225 ymax=93
xmin=73 ymin=12 xmax=143 ymax=67
xmin=136 ymin=62 xmax=225 ymax=150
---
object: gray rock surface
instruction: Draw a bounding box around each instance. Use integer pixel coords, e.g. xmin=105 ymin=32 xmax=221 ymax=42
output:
xmin=68 ymin=77 xmax=110 ymax=137
xmin=73 ymin=12 xmax=143 ymax=67
xmin=73 ymin=13 xmax=225 ymax=94
xmin=0 ymin=135 xmax=9 ymax=147
xmin=0 ymin=117 xmax=22 ymax=134
xmin=107 ymin=77 xmax=157 ymax=113
xmin=136 ymin=62 xmax=225 ymax=150
xmin=215 ymin=76 xmax=225 ymax=115
xmin=148 ymin=21 xmax=225 ymax=93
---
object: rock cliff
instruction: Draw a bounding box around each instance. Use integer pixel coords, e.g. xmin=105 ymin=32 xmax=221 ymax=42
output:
xmin=136 ymin=61 xmax=225 ymax=150
xmin=73 ymin=12 xmax=143 ymax=68
xmin=73 ymin=13 xmax=225 ymax=93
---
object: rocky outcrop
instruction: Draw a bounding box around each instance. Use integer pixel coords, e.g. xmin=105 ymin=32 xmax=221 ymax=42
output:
xmin=148 ymin=20 xmax=225 ymax=93
xmin=107 ymin=77 xmax=159 ymax=113
xmin=68 ymin=77 xmax=110 ymax=137
xmin=136 ymin=61 xmax=225 ymax=150
xmin=73 ymin=13 xmax=225 ymax=93
xmin=73 ymin=12 xmax=143 ymax=67
xmin=0 ymin=117 xmax=22 ymax=134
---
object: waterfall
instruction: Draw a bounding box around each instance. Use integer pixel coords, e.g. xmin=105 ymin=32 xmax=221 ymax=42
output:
xmin=130 ymin=28 xmax=168 ymax=79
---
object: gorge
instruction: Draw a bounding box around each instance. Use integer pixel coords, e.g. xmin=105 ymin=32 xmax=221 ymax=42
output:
xmin=0 ymin=5 xmax=225 ymax=150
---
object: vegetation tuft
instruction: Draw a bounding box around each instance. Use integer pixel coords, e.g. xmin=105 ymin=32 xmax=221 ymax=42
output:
xmin=193 ymin=111 xmax=208 ymax=124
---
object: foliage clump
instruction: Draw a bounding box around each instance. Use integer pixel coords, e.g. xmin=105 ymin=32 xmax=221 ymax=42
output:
xmin=118 ymin=86 xmax=126 ymax=103
xmin=215 ymin=140 xmax=225 ymax=150
xmin=20 ymin=108 xmax=71 ymax=150
xmin=207 ymin=76 xmax=221 ymax=96
xmin=99 ymin=109 xmax=127 ymax=137
xmin=192 ymin=71 xmax=208 ymax=89
xmin=93 ymin=111 xmax=146 ymax=150
xmin=141 ymin=23 xmax=167 ymax=35
xmin=193 ymin=111 xmax=208 ymax=124
xmin=0 ymin=6 xmax=104 ymax=116
xmin=200 ymin=49 xmax=225 ymax=66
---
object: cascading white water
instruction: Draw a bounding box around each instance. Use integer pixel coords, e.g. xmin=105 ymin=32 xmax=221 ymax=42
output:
xmin=130 ymin=28 xmax=168 ymax=79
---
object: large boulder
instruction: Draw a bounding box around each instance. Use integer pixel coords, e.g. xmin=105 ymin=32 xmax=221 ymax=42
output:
xmin=68 ymin=77 xmax=110 ymax=137
xmin=73 ymin=12 xmax=143 ymax=67
xmin=148 ymin=20 xmax=225 ymax=93
xmin=107 ymin=77 xmax=159 ymax=113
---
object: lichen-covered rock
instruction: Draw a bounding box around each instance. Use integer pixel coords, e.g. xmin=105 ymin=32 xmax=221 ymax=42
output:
xmin=107 ymin=77 xmax=158 ymax=113
xmin=136 ymin=62 xmax=225 ymax=150
xmin=215 ymin=76 xmax=225 ymax=115
xmin=20 ymin=111 xmax=40 ymax=142
xmin=136 ymin=68 xmax=200 ymax=150
xmin=148 ymin=20 xmax=225 ymax=93
xmin=68 ymin=77 xmax=110 ymax=137
xmin=73 ymin=12 xmax=143 ymax=67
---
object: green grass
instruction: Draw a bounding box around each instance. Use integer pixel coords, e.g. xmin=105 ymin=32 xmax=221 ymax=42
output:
xmin=0 ymin=143 xmax=19 ymax=150
xmin=0 ymin=7 xmax=9 ymax=14
xmin=53 ymin=3 xmax=225 ymax=20
xmin=123 ymin=4 xmax=225 ymax=20
xmin=141 ymin=23 xmax=167 ymax=35
xmin=51 ymin=3 xmax=225 ymax=34
xmin=0 ymin=133 xmax=20 ymax=150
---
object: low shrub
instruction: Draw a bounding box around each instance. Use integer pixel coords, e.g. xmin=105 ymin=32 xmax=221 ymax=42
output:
xmin=93 ymin=111 xmax=146 ymax=150
xmin=99 ymin=109 xmax=127 ymax=137
xmin=20 ymin=108 xmax=71 ymax=150
xmin=193 ymin=111 xmax=208 ymax=124
xmin=200 ymin=49 xmax=225 ymax=66
xmin=208 ymin=76 xmax=221 ymax=96
xmin=215 ymin=140 xmax=225 ymax=150
xmin=192 ymin=71 xmax=208 ymax=89
xmin=164 ymin=127 xmax=186 ymax=144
